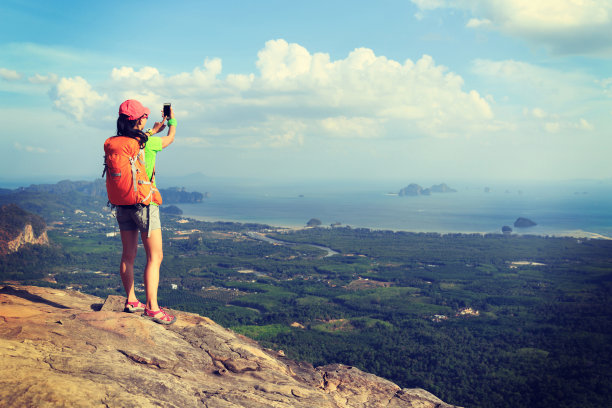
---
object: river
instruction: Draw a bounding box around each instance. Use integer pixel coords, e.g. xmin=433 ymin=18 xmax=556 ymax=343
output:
xmin=246 ymin=232 xmax=338 ymax=257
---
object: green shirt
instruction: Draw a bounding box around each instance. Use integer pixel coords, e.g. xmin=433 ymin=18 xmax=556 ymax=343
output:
xmin=144 ymin=136 xmax=163 ymax=183
xmin=144 ymin=136 xmax=163 ymax=205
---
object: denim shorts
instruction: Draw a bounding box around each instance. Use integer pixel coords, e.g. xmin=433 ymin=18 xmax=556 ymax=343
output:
xmin=116 ymin=205 xmax=161 ymax=233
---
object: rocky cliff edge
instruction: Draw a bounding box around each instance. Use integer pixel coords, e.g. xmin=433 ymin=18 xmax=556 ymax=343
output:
xmin=0 ymin=284 xmax=461 ymax=408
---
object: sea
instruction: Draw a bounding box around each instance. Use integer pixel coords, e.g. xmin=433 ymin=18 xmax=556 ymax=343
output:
xmin=174 ymin=179 xmax=612 ymax=239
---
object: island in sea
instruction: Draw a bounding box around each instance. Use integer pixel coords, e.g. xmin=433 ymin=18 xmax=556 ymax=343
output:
xmin=514 ymin=217 xmax=537 ymax=228
xmin=398 ymin=182 xmax=457 ymax=196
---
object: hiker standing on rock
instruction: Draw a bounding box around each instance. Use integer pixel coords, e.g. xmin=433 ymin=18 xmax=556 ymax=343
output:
xmin=105 ymin=99 xmax=177 ymax=324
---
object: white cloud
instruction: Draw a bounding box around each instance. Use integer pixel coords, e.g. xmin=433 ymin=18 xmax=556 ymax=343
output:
xmin=45 ymin=40 xmax=494 ymax=147
xmin=466 ymin=18 xmax=492 ymax=28
xmin=320 ymin=116 xmax=384 ymax=139
xmin=266 ymin=129 xmax=304 ymax=148
xmin=256 ymin=117 xmax=306 ymax=149
xmin=599 ymin=77 xmax=612 ymax=97
xmin=526 ymin=106 xmax=595 ymax=133
xmin=0 ymin=68 xmax=21 ymax=81
xmin=545 ymin=122 xmax=561 ymax=133
xmin=50 ymin=76 xmax=109 ymax=121
xmin=169 ymin=58 xmax=222 ymax=91
xmin=411 ymin=0 xmax=612 ymax=55
xmin=112 ymin=66 xmax=161 ymax=82
xmin=247 ymin=41 xmax=494 ymax=139
xmin=110 ymin=60 xmax=225 ymax=100
xmin=579 ymin=118 xmax=594 ymax=131
xmin=226 ymin=73 xmax=255 ymax=91
xmin=531 ymin=108 xmax=547 ymax=119
xmin=28 ymin=73 xmax=58 ymax=84
xmin=257 ymin=40 xmax=316 ymax=86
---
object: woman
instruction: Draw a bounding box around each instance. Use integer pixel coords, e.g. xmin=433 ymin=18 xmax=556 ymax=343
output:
xmin=114 ymin=99 xmax=177 ymax=324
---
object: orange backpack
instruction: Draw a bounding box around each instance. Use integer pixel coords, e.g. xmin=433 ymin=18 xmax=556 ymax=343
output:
xmin=103 ymin=136 xmax=162 ymax=206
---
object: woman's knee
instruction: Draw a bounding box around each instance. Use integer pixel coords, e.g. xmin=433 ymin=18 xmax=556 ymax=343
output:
xmin=147 ymin=250 xmax=163 ymax=265
xmin=121 ymin=248 xmax=138 ymax=264
xmin=120 ymin=230 xmax=139 ymax=263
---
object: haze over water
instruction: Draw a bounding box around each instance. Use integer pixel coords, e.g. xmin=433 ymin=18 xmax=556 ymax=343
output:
xmin=176 ymin=179 xmax=612 ymax=239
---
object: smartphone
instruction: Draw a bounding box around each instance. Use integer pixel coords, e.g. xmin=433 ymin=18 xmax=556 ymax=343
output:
xmin=163 ymin=103 xmax=171 ymax=118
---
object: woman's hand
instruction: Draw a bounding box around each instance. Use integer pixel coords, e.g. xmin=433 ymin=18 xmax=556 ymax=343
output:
xmin=151 ymin=121 xmax=166 ymax=135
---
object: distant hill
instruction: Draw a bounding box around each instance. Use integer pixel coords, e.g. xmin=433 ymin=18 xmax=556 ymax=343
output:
xmin=0 ymin=181 xmax=108 ymax=221
xmin=160 ymin=204 xmax=183 ymax=215
xmin=19 ymin=179 xmax=206 ymax=204
xmin=21 ymin=179 xmax=107 ymax=197
xmin=159 ymin=186 xmax=206 ymax=204
xmin=0 ymin=180 xmax=206 ymax=222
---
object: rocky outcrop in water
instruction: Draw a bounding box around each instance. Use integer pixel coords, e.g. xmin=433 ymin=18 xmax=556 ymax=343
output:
xmin=399 ymin=183 xmax=456 ymax=196
xmin=0 ymin=284 xmax=461 ymax=407
xmin=399 ymin=183 xmax=427 ymax=196
xmin=514 ymin=217 xmax=537 ymax=228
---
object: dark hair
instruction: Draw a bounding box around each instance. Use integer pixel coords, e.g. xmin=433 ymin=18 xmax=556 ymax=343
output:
xmin=116 ymin=114 xmax=148 ymax=148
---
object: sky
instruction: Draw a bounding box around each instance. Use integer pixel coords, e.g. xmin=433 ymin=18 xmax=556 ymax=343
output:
xmin=1 ymin=0 xmax=611 ymax=184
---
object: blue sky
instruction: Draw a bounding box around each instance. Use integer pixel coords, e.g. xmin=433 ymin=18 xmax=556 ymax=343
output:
xmin=1 ymin=0 xmax=611 ymax=184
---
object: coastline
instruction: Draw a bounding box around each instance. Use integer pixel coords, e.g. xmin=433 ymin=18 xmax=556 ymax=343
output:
xmin=177 ymin=213 xmax=612 ymax=240
xmin=174 ymin=182 xmax=612 ymax=241
xmin=547 ymin=230 xmax=612 ymax=240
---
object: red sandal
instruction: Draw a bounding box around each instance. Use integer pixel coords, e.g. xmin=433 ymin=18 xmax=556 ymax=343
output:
xmin=143 ymin=307 xmax=176 ymax=325
xmin=124 ymin=300 xmax=146 ymax=313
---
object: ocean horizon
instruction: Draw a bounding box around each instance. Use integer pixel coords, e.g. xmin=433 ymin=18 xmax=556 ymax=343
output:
xmin=174 ymin=179 xmax=612 ymax=239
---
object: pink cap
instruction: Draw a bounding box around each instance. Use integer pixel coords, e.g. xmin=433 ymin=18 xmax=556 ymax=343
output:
xmin=119 ymin=99 xmax=150 ymax=120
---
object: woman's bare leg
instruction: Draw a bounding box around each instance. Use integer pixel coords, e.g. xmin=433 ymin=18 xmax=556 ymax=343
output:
xmin=141 ymin=228 xmax=163 ymax=311
xmin=119 ymin=229 xmax=140 ymax=302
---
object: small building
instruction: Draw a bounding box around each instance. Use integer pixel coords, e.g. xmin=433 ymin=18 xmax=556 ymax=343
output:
xmin=456 ymin=307 xmax=480 ymax=317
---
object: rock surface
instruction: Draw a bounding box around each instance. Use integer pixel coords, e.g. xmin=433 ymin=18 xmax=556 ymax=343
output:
xmin=0 ymin=284 xmax=461 ymax=408
xmin=6 ymin=223 xmax=49 ymax=253
xmin=0 ymin=204 xmax=48 ymax=255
